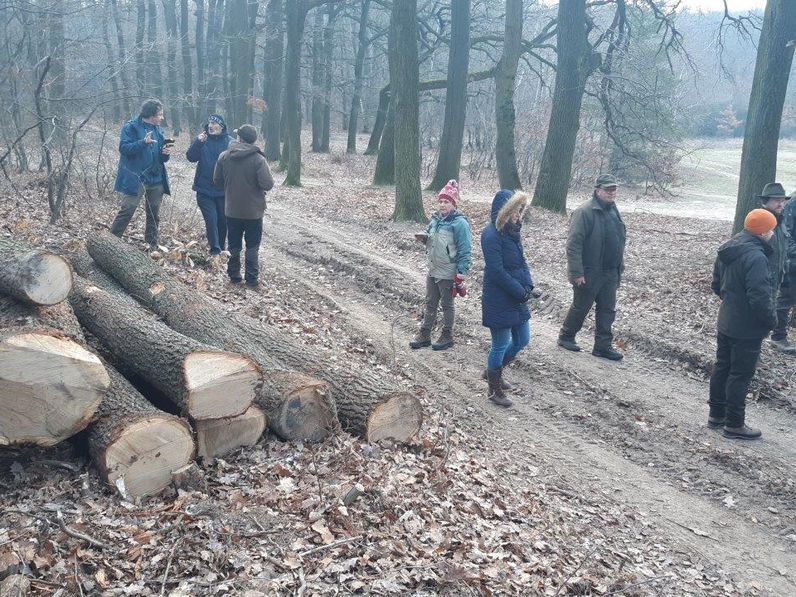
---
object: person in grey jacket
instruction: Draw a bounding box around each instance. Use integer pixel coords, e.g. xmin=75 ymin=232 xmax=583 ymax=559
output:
xmin=409 ymin=180 xmax=472 ymax=351
xmin=558 ymin=174 xmax=626 ymax=361
xmin=770 ymin=190 xmax=796 ymax=354
xmin=213 ymin=125 xmax=274 ymax=288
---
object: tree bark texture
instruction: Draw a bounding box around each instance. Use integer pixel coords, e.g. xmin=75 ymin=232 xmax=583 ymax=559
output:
xmin=347 ymin=0 xmax=371 ymax=154
xmin=532 ymin=0 xmax=595 ymax=214
xmin=88 ymin=360 xmax=194 ymax=499
xmin=262 ymin=0 xmax=284 ymax=161
xmin=390 ymin=0 xmax=425 ymax=222
xmin=135 ymin=0 xmax=146 ymax=94
xmin=320 ymin=4 xmax=338 ymax=152
xmin=311 ymin=8 xmax=325 ymax=152
xmin=372 ymin=101 xmax=395 ymax=184
xmin=732 ymin=0 xmax=796 ymax=232
xmin=283 ymin=0 xmax=308 ymax=186
xmin=195 ymin=0 xmax=207 ymax=117
xmin=0 ymin=296 xmax=109 ymax=447
xmin=79 ymin=235 xmax=337 ymax=442
xmin=428 ymin=0 xmax=471 ymax=191
xmin=147 ymin=0 xmax=164 ymax=100
xmin=180 ymin=0 xmax=197 ymax=130
xmin=69 ymin=276 xmax=260 ymax=420
xmin=0 ymin=238 xmax=73 ymax=306
xmin=225 ymin=0 xmax=257 ymax=129
xmin=365 ymin=86 xmax=389 ymax=155
xmin=86 ymin=233 xmax=422 ymax=442
xmin=494 ymin=0 xmax=523 ymax=191
xmin=163 ymin=0 xmax=183 ymax=134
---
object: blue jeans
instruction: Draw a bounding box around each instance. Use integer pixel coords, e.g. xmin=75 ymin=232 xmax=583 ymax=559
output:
xmin=196 ymin=194 xmax=226 ymax=255
xmin=487 ymin=320 xmax=531 ymax=370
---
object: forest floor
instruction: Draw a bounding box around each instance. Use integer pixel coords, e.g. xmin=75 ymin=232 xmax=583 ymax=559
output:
xmin=1 ymin=140 xmax=795 ymax=596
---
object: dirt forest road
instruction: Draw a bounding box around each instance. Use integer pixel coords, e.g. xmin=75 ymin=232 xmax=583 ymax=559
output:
xmin=257 ymin=187 xmax=796 ymax=595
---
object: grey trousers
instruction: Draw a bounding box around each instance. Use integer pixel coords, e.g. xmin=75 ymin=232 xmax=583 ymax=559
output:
xmin=110 ymin=184 xmax=164 ymax=245
xmin=420 ymin=276 xmax=455 ymax=333
xmin=560 ymin=268 xmax=620 ymax=350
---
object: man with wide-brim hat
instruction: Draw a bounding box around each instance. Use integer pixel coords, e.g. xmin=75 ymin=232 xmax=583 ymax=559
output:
xmin=757 ymin=183 xmax=789 ymax=331
xmin=771 ymin=189 xmax=796 ymax=355
xmin=558 ymin=173 xmax=626 ymax=361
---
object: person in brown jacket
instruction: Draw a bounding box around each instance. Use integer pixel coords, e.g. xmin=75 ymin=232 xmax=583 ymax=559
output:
xmin=213 ymin=124 xmax=274 ymax=287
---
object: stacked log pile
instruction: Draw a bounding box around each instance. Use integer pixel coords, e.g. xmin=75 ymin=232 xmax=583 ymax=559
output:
xmin=1 ymin=233 xmax=424 ymax=499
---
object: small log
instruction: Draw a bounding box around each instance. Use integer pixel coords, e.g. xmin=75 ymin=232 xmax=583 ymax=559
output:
xmin=195 ymin=405 xmax=267 ymax=461
xmin=76 ymin=239 xmax=337 ymax=442
xmin=0 ymin=237 xmax=73 ymax=306
xmin=89 ymin=363 xmax=194 ymax=499
xmin=86 ymin=232 xmax=423 ymax=442
xmin=69 ymin=277 xmax=260 ymax=420
xmin=0 ymin=297 xmax=109 ymax=447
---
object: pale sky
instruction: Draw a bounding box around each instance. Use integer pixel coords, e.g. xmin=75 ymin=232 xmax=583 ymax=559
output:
xmin=679 ymin=0 xmax=765 ymax=10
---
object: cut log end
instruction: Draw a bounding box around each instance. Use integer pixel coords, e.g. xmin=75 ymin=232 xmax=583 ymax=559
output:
xmin=195 ymin=405 xmax=267 ymax=460
xmin=25 ymin=253 xmax=73 ymax=305
xmin=184 ymin=351 xmax=261 ymax=419
xmin=0 ymin=331 xmax=109 ymax=446
xmin=101 ymin=416 xmax=194 ymax=498
xmin=272 ymin=380 xmax=337 ymax=442
xmin=365 ymin=393 xmax=423 ymax=443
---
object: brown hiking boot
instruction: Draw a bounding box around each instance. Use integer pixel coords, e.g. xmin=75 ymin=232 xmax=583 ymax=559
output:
xmin=481 ymin=368 xmax=512 ymax=390
xmin=487 ymin=368 xmax=512 ymax=407
xmin=432 ymin=330 xmax=454 ymax=351
xmin=409 ymin=330 xmax=431 ymax=349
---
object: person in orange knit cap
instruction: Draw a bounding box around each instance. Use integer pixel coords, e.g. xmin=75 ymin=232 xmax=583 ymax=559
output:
xmin=708 ymin=208 xmax=778 ymax=440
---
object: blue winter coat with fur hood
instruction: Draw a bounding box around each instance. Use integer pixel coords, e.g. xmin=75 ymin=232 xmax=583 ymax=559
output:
xmin=481 ymin=190 xmax=534 ymax=328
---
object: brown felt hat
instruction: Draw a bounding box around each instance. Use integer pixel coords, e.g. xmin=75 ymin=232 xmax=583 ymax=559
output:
xmin=744 ymin=208 xmax=777 ymax=235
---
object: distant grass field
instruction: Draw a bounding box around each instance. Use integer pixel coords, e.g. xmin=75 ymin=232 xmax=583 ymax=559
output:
xmin=648 ymin=138 xmax=796 ymax=221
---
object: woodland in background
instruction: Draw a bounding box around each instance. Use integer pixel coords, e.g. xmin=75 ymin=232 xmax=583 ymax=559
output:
xmin=0 ymin=0 xmax=794 ymax=226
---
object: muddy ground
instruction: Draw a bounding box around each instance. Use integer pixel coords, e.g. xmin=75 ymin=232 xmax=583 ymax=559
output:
xmin=1 ymin=143 xmax=794 ymax=596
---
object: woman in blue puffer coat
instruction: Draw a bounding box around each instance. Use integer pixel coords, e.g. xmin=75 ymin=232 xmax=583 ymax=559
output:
xmin=186 ymin=114 xmax=232 ymax=268
xmin=481 ymin=190 xmax=534 ymax=407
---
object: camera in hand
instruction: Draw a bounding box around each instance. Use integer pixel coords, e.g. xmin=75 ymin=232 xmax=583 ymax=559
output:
xmin=163 ymin=138 xmax=175 ymax=147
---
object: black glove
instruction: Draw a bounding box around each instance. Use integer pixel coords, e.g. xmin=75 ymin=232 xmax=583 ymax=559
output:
xmin=520 ymin=288 xmax=532 ymax=303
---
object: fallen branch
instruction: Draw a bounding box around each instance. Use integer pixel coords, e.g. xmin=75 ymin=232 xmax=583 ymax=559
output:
xmin=56 ymin=511 xmax=109 ymax=550
xmin=299 ymin=536 xmax=361 ymax=558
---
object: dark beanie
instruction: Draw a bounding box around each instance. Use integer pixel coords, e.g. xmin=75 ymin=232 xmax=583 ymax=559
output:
xmin=235 ymin=124 xmax=257 ymax=144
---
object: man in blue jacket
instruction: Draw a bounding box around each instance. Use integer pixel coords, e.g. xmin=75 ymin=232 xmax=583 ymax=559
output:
xmin=110 ymin=99 xmax=171 ymax=248
xmin=186 ymin=114 xmax=232 ymax=269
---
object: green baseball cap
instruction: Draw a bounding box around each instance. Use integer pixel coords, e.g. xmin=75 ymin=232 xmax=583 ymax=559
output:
xmin=595 ymin=174 xmax=618 ymax=188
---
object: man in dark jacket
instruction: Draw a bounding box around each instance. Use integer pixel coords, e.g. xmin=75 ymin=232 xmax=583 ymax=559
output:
xmin=213 ymin=124 xmax=274 ymax=288
xmin=186 ymin=114 xmax=232 ymax=268
xmin=709 ymin=209 xmax=779 ymax=440
xmin=757 ymin=183 xmax=788 ymax=303
xmin=111 ymin=99 xmax=171 ymax=248
xmin=770 ymin=190 xmax=796 ymax=354
xmin=558 ymin=174 xmax=626 ymax=361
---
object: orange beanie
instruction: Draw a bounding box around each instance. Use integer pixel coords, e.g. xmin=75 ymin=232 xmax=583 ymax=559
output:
xmin=744 ymin=209 xmax=777 ymax=235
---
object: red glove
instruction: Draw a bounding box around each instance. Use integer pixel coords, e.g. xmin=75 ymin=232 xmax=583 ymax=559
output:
xmin=451 ymin=274 xmax=467 ymax=298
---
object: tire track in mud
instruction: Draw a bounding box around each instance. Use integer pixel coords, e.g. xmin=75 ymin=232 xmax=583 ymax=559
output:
xmin=263 ymin=205 xmax=796 ymax=594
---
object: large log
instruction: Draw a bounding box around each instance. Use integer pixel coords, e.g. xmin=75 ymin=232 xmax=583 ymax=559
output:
xmin=195 ymin=405 xmax=267 ymax=461
xmin=89 ymin=362 xmax=195 ymax=499
xmin=0 ymin=297 xmax=109 ymax=447
xmin=0 ymin=237 xmax=73 ymax=305
xmin=86 ymin=232 xmax=423 ymax=442
xmin=69 ymin=277 xmax=260 ymax=421
xmin=73 ymin=243 xmax=338 ymax=442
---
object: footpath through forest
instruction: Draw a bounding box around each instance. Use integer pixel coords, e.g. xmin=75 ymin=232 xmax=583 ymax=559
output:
xmin=1 ymin=146 xmax=794 ymax=595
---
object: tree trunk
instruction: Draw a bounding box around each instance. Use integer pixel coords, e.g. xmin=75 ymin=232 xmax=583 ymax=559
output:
xmin=428 ymin=0 xmax=470 ymax=191
xmin=320 ymin=4 xmax=337 ymax=152
xmin=347 ymin=0 xmax=371 ymax=154
xmin=136 ymin=0 xmax=146 ymax=94
xmin=86 ymin=233 xmax=422 ymax=442
xmin=0 ymin=297 xmax=109 ymax=447
xmin=390 ymin=0 xmax=425 ymax=222
xmin=180 ymin=0 xmax=197 ymax=130
xmin=195 ymin=405 xmax=266 ymax=461
xmin=69 ymin=277 xmax=260 ymax=420
xmin=365 ymin=85 xmax=390 ymax=155
xmin=262 ymin=0 xmax=284 ymax=161
xmin=372 ymin=101 xmax=395 ymax=184
xmin=47 ymin=0 xmax=65 ymax=141
xmin=0 ymin=238 xmax=73 ymax=306
xmin=531 ymin=0 xmax=595 ymax=214
xmin=494 ymin=0 xmax=523 ymax=191
xmin=110 ymin=0 xmax=132 ymax=118
xmin=147 ymin=0 xmax=163 ymax=100
xmin=284 ymin=0 xmax=308 ymax=185
xmin=204 ymin=0 xmax=225 ymax=115
xmin=225 ymin=0 xmax=256 ymax=128
xmin=311 ymin=8 xmax=325 ymax=152
xmin=88 ymin=361 xmax=194 ymax=499
xmin=77 ymin=237 xmax=337 ymax=442
xmin=195 ymin=0 xmax=207 ymax=119
xmin=163 ymin=0 xmax=182 ymax=134
xmin=732 ymin=0 xmax=796 ymax=233
xmin=101 ymin=2 xmax=122 ymax=122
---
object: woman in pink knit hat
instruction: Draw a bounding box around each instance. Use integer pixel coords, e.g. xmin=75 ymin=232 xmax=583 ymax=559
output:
xmin=409 ymin=180 xmax=473 ymax=351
